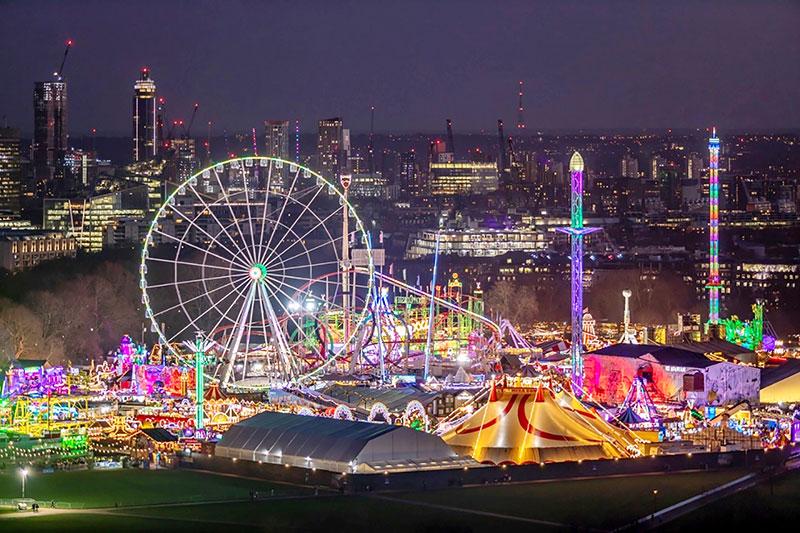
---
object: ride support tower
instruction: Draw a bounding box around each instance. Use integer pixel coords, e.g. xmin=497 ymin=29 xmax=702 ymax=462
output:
xmin=707 ymin=128 xmax=721 ymax=325
xmin=557 ymin=152 xmax=598 ymax=392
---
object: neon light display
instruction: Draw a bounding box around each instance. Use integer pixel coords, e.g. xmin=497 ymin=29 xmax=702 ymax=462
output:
xmin=184 ymin=333 xmax=215 ymax=429
xmin=556 ymin=152 xmax=598 ymax=392
xmin=721 ymin=301 xmax=765 ymax=351
xmin=134 ymin=414 xmax=194 ymax=430
xmin=332 ymin=404 xmax=355 ymax=421
xmin=707 ymin=128 xmax=721 ymax=324
xmin=368 ymin=402 xmax=391 ymax=423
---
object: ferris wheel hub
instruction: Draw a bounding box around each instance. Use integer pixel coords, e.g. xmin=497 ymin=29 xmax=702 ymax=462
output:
xmin=248 ymin=263 xmax=267 ymax=281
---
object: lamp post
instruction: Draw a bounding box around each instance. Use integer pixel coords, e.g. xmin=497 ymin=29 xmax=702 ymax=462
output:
xmin=20 ymin=468 xmax=27 ymax=499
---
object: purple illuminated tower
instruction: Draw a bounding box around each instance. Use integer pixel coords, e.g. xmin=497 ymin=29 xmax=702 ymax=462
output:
xmin=707 ymin=128 xmax=721 ymax=324
xmin=557 ymin=152 xmax=598 ymax=391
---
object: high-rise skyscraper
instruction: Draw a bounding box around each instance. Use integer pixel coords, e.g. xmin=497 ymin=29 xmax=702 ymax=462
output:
xmin=399 ymin=150 xmax=418 ymax=197
xmin=687 ymin=153 xmax=703 ymax=181
xmin=33 ymin=81 xmax=68 ymax=190
xmin=0 ymin=128 xmax=22 ymax=211
xmin=133 ymin=68 xmax=157 ymax=162
xmin=317 ymin=117 xmax=343 ymax=182
xmin=264 ymin=121 xmax=290 ymax=161
xmin=620 ymin=154 xmax=638 ymax=178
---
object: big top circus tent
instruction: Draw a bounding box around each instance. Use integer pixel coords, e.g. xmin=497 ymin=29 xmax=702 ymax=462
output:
xmin=441 ymin=377 xmax=643 ymax=464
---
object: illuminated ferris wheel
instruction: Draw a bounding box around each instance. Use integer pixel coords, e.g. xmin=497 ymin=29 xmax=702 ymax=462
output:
xmin=139 ymin=156 xmax=374 ymax=389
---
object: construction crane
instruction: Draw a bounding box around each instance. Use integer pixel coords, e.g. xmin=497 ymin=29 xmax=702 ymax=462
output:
xmin=507 ymin=136 xmax=517 ymax=169
xmin=497 ymin=119 xmax=508 ymax=175
xmin=446 ymin=119 xmax=455 ymax=156
xmin=517 ymin=81 xmax=526 ymax=130
xmin=181 ymin=103 xmax=199 ymax=139
xmin=157 ymin=97 xmax=168 ymax=151
xmin=54 ymin=40 xmax=72 ymax=81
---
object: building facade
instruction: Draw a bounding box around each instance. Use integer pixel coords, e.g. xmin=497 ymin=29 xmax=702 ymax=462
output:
xmin=33 ymin=81 xmax=68 ymax=189
xmin=317 ymin=117 xmax=343 ymax=182
xmin=406 ymin=227 xmax=548 ymax=259
xmin=428 ymin=162 xmax=499 ymax=195
xmin=0 ymin=128 xmax=22 ymax=211
xmin=0 ymin=231 xmax=76 ymax=271
xmin=133 ymin=68 xmax=157 ymax=162
xmin=44 ymin=186 xmax=149 ymax=251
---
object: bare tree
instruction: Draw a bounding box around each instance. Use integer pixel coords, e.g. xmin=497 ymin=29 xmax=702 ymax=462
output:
xmin=484 ymin=281 xmax=540 ymax=326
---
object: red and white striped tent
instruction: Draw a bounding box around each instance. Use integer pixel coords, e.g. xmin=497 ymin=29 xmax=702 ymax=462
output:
xmin=441 ymin=378 xmax=641 ymax=464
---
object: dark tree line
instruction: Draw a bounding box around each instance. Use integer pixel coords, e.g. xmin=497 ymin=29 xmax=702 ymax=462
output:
xmin=0 ymin=250 xmax=142 ymax=366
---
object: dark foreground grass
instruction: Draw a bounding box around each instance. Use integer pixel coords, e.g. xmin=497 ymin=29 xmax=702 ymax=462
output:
xmin=0 ymin=469 xmax=310 ymax=508
xmin=0 ymin=514 xmax=239 ymax=533
xmin=118 ymin=496 xmax=528 ymax=532
xmin=657 ymin=468 xmax=800 ymax=531
xmin=0 ymin=497 xmax=525 ymax=533
xmin=0 ymin=467 xmax=757 ymax=531
xmin=393 ymin=468 xmax=752 ymax=530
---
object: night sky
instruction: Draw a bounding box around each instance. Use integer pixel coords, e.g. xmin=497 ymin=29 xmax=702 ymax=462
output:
xmin=2 ymin=0 xmax=798 ymax=136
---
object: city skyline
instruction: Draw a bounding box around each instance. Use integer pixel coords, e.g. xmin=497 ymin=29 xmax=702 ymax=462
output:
xmin=1 ymin=1 xmax=799 ymax=137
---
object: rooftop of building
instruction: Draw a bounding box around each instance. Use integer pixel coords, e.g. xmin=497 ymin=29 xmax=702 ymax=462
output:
xmin=760 ymin=359 xmax=800 ymax=389
xmin=587 ymin=343 xmax=720 ymax=369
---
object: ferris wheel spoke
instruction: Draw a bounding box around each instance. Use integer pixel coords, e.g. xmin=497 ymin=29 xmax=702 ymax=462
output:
xmin=203 ymin=278 xmax=254 ymax=347
xmin=264 ymin=210 xmax=343 ymax=268
xmin=259 ymin=281 xmax=296 ymax=381
xmin=238 ymin=163 xmax=260 ymax=263
xmin=222 ymin=283 xmax=258 ymax=386
xmin=256 ymin=281 xmax=293 ymax=381
xmin=262 ymin=277 xmax=312 ymax=339
xmin=146 ymin=255 xmax=242 ymax=274
xmin=146 ymin=273 xmax=234 ymax=290
xmin=261 ymin=184 xmax=325 ymax=266
xmin=254 ymin=183 xmax=319 ymax=257
xmin=162 ymin=201 xmax=243 ymax=263
xmin=152 ymin=227 xmax=248 ymax=271
xmin=252 ymin=286 xmax=277 ymax=384
xmin=267 ymin=234 xmax=342 ymax=270
xmin=240 ymin=279 xmax=258 ymax=376
xmin=166 ymin=277 xmax=249 ymax=346
xmin=211 ymin=168 xmax=257 ymax=266
xmin=186 ymin=181 xmax=255 ymax=263
xmin=153 ymin=276 xmax=244 ymax=319
xmin=257 ymin=159 xmax=274 ymax=259
xmin=262 ymin=166 xmax=302 ymax=262
xmin=269 ymin=259 xmax=344 ymax=275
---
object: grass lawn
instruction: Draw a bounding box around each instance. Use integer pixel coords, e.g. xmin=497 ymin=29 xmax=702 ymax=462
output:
xmin=0 ymin=497 xmax=524 ymax=533
xmin=0 ymin=469 xmax=311 ymax=508
xmin=112 ymin=496 xmax=527 ymax=533
xmin=393 ymin=468 xmax=753 ymax=530
xmin=657 ymin=468 xmax=800 ymax=531
xmin=0 ymin=467 xmax=761 ymax=532
xmin=0 ymin=513 xmax=260 ymax=533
